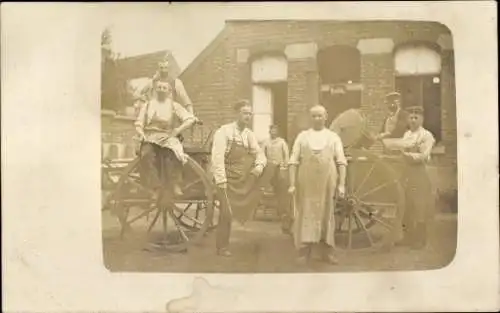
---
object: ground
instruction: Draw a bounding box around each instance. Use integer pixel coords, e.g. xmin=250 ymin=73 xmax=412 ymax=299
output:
xmin=102 ymin=210 xmax=457 ymax=273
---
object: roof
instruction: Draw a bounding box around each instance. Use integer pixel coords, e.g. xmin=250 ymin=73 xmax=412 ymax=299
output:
xmin=117 ymin=50 xmax=182 ymax=81
xmin=179 ymin=26 xmax=230 ymax=80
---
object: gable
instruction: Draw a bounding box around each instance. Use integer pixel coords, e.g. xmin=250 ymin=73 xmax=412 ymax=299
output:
xmin=117 ymin=50 xmax=181 ymax=81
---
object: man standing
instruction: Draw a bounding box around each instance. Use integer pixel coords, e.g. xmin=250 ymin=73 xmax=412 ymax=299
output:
xmin=135 ymin=57 xmax=194 ymax=115
xmin=288 ymin=105 xmax=347 ymax=264
xmin=376 ymin=92 xmax=409 ymax=140
xmin=262 ymin=125 xmax=291 ymax=233
xmin=211 ymin=100 xmax=267 ymax=257
xmin=391 ymin=106 xmax=436 ymax=250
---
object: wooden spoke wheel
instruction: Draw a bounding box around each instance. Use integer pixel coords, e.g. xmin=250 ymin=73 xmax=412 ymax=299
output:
xmin=105 ymin=153 xmax=215 ymax=253
xmin=172 ymin=199 xmax=220 ymax=232
xmin=334 ymin=150 xmax=405 ymax=252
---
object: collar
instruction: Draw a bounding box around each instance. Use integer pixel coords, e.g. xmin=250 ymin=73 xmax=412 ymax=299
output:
xmin=409 ymin=126 xmax=423 ymax=134
xmin=231 ymin=121 xmax=248 ymax=133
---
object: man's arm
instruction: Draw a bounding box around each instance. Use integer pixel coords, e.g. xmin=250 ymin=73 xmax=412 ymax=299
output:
xmin=172 ymin=102 xmax=196 ymax=135
xmin=377 ymin=117 xmax=391 ymax=140
xmin=138 ymin=80 xmax=154 ymax=103
xmin=281 ymin=139 xmax=290 ymax=167
xmin=211 ymin=128 xmax=228 ymax=185
xmin=134 ymin=102 xmax=147 ymax=139
xmin=333 ymin=134 xmax=348 ymax=188
xmin=174 ymin=79 xmax=194 ymax=114
xmin=405 ymin=131 xmax=435 ymax=163
xmin=288 ymin=132 xmax=303 ymax=190
xmin=248 ymin=132 xmax=267 ymax=170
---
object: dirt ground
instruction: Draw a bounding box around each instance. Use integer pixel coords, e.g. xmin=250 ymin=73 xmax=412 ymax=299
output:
xmin=102 ymin=211 xmax=457 ymax=273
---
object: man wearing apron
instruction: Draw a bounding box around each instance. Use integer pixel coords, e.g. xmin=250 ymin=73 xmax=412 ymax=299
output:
xmin=211 ymin=100 xmax=267 ymax=257
xmin=397 ymin=106 xmax=436 ymax=250
xmin=288 ymin=105 xmax=347 ymax=264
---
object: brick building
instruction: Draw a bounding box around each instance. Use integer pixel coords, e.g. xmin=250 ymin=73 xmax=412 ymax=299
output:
xmin=101 ymin=51 xmax=184 ymax=161
xmin=179 ymin=20 xmax=457 ymax=193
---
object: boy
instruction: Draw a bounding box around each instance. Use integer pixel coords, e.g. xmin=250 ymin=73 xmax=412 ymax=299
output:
xmin=263 ymin=125 xmax=291 ymax=233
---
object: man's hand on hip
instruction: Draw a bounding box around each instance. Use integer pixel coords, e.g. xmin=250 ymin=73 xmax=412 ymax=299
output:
xmin=217 ymin=182 xmax=227 ymax=189
xmin=250 ymin=165 xmax=264 ymax=177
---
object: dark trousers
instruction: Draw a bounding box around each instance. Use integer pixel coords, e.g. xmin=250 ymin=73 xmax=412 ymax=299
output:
xmin=139 ymin=142 xmax=181 ymax=191
xmin=215 ymin=187 xmax=232 ymax=250
xmin=268 ymin=165 xmax=292 ymax=230
xmin=399 ymin=165 xmax=434 ymax=248
xmin=270 ymin=167 xmax=290 ymax=217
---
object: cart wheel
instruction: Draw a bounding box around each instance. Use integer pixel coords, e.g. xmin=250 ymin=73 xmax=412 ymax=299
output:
xmin=173 ymin=200 xmax=219 ymax=232
xmin=108 ymin=153 xmax=215 ymax=252
xmin=334 ymin=150 xmax=405 ymax=252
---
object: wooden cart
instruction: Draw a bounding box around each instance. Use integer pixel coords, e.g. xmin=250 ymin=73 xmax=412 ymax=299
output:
xmin=102 ymin=109 xmax=405 ymax=253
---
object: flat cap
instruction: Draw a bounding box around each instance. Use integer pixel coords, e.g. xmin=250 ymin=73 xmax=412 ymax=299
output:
xmin=233 ymin=99 xmax=251 ymax=111
xmin=385 ymin=91 xmax=401 ymax=99
xmin=405 ymin=105 xmax=425 ymax=115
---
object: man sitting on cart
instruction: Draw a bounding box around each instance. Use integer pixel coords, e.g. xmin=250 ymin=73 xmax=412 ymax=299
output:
xmin=135 ymin=56 xmax=195 ymax=117
xmin=134 ymin=80 xmax=196 ymax=201
xmin=211 ymin=100 xmax=267 ymax=257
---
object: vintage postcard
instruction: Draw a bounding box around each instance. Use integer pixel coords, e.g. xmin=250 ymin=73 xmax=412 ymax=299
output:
xmin=2 ymin=2 xmax=499 ymax=313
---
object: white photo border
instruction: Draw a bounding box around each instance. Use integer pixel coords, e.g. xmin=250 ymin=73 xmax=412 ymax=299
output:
xmin=2 ymin=2 xmax=498 ymax=312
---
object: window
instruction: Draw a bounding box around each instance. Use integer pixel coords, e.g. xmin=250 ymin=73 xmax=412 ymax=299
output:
xmin=394 ymin=44 xmax=442 ymax=142
xmin=108 ymin=144 xmax=119 ymax=160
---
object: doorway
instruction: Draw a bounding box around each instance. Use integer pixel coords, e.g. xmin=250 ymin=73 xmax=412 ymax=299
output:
xmin=252 ymin=82 xmax=288 ymax=143
xmin=395 ymin=74 xmax=442 ymax=142
xmin=317 ymin=45 xmax=362 ymax=126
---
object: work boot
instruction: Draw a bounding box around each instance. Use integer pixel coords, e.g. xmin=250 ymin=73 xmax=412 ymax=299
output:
xmin=173 ymin=184 xmax=184 ymax=197
xmin=322 ymin=245 xmax=339 ymax=265
xmin=281 ymin=215 xmax=293 ymax=235
xmin=411 ymin=223 xmax=428 ymax=250
xmin=217 ymin=248 xmax=232 ymax=257
xmin=296 ymin=245 xmax=311 ymax=265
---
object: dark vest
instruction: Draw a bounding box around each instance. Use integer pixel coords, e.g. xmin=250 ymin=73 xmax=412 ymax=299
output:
xmin=380 ymin=109 xmax=409 ymax=138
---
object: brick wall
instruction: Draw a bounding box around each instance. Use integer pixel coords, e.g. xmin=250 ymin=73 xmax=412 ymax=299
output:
xmin=180 ymin=20 xmax=456 ymax=174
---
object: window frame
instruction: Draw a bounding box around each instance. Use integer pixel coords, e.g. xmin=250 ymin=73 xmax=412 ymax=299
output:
xmin=393 ymin=43 xmax=444 ymax=147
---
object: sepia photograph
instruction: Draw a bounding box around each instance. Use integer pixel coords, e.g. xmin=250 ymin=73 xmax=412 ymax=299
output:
xmin=101 ymin=18 xmax=458 ymax=273
xmin=3 ymin=2 xmax=498 ymax=313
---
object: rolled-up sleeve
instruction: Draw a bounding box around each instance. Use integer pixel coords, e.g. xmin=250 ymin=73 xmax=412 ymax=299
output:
xmin=211 ymin=128 xmax=228 ymax=184
xmin=138 ymin=80 xmax=153 ymax=102
xmin=333 ymin=134 xmax=348 ymax=166
xmin=172 ymin=101 xmax=195 ymax=123
xmin=408 ymin=132 xmax=435 ymax=163
xmin=248 ymin=132 xmax=267 ymax=168
xmin=288 ymin=132 xmax=303 ymax=166
xmin=174 ymin=79 xmax=193 ymax=112
xmin=134 ymin=102 xmax=147 ymax=130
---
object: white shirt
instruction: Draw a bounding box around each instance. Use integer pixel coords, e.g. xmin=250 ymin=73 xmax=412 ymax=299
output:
xmin=402 ymin=127 xmax=436 ymax=163
xmin=289 ymin=128 xmax=348 ymax=166
xmin=211 ymin=122 xmax=267 ymax=184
